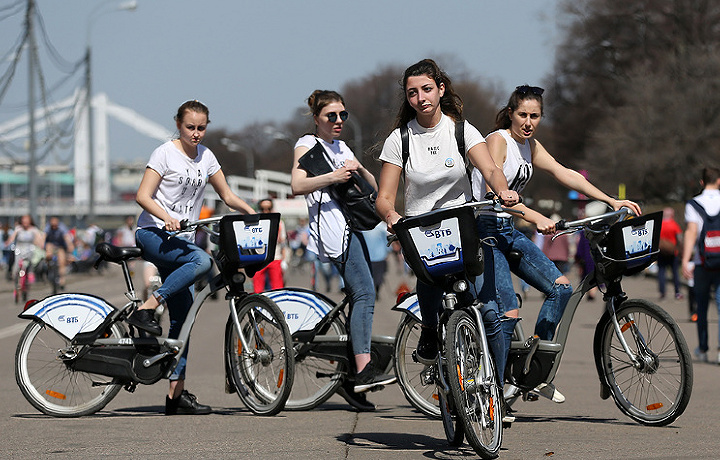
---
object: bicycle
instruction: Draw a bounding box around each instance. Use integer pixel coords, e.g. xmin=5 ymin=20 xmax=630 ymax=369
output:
xmin=391 ymin=199 xmax=509 ymax=459
xmin=263 ymin=287 xmax=395 ymax=410
xmin=502 ymin=208 xmax=693 ymax=426
xmin=12 ymin=244 xmax=36 ymax=304
xmin=14 ymin=213 xmax=294 ymax=417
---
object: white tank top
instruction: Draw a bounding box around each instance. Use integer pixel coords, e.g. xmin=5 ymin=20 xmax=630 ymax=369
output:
xmin=473 ymin=129 xmax=534 ymax=217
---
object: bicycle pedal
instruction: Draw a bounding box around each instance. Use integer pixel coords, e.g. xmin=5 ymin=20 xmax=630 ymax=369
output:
xmin=502 ymin=421 xmax=513 ymax=429
xmin=369 ymin=385 xmax=385 ymax=393
xmin=523 ymin=392 xmax=540 ymax=402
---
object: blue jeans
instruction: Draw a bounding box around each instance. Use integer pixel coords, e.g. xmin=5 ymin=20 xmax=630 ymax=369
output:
xmin=476 ymin=215 xmax=572 ymax=341
xmin=657 ymin=254 xmax=682 ymax=297
xmin=331 ymin=232 xmax=375 ymax=356
xmin=693 ymin=265 xmax=720 ymax=353
xmin=136 ymin=227 xmax=213 ymax=379
xmin=417 ymin=264 xmax=507 ymax=384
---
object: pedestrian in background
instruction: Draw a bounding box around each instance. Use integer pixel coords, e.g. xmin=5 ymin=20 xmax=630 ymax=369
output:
xmin=681 ymin=166 xmax=720 ymax=364
xmin=252 ymin=198 xmax=287 ymax=293
xmin=657 ymin=207 xmax=684 ymax=301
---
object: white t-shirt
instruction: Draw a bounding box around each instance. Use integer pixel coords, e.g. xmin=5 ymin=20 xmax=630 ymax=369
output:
xmin=295 ymin=134 xmax=354 ymax=261
xmin=685 ymin=189 xmax=720 ymax=264
xmin=473 ymin=128 xmax=534 ymax=217
xmin=137 ymin=141 xmax=221 ymax=231
xmin=379 ymin=114 xmax=484 ymax=216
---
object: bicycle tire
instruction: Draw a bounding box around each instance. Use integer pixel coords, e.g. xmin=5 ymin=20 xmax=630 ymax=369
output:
xmin=15 ymin=320 xmax=124 ymax=417
xmin=446 ymin=310 xmax=503 ymax=459
xmin=285 ymin=315 xmax=347 ymax=411
xmin=225 ymin=294 xmax=294 ymax=416
xmin=598 ymin=299 xmax=693 ymax=426
xmin=394 ymin=316 xmax=441 ymax=418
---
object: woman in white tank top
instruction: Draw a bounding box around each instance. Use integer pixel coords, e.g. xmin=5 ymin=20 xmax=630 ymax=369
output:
xmin=474 ymin=85 xmax=641 ymax=401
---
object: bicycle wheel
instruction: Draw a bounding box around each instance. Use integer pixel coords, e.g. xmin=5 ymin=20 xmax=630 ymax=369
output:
xmin=285 ymin=315 xmax=347 ymax=411
xmin=225 ymin=294 xmax=294 ymax=416
xmin=438 ymin=385 xmax=464 ymax=447
xmin=446 ymin=310 xmax=503 ymax=459
xmin=394 ymin=316 xmax=440 ymax=418
xmin=15 ymin=321 xmax=124 ymax=417
xmin=598 ymin=299 xmax=693 ymax=426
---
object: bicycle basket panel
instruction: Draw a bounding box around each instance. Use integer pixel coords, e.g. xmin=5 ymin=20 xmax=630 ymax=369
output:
xmin=219 ymin=213 xmax=280 ymax=277
xmin=394 ymin=206 xmax=481 ymax=286
xmin=599 ymin=211 xmax=662 ymax=277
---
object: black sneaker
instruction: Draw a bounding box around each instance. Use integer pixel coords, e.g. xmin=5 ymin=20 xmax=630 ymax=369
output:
xmin=165 ymin=390 xmax=212 ymax=415
xmin=415 ymin=326 xmax=438 ymax=365
xmin=353 ymin=365 xmax=397 ymax=393
xmin=127 ymin=308 xmax=162 ymax=336
xmin=336 ymin=379 xmax=376 ymax=411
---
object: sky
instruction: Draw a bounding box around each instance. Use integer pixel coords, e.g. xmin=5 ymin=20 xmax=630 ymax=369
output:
xmin=0 ymin=0 xmax=561 ymax=165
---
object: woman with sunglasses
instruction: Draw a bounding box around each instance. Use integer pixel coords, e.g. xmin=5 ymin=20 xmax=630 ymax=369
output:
xmin=291 ymin=90 xmax=396 ymax=410
xmin=375 ymin=59 xmax=518 ymax=401
xmin=471 ymin=85 xmax=641 ymax=401
xmin=129 ymin=100 xmax=255 ymax=415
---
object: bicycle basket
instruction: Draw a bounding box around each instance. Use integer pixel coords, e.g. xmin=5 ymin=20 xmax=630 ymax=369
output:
xmin=595 ymin=211 xmax=662 ymax=279
xmin=393 ymin=206 xmax=482 ymax=286
xmin=218 ymin=213 xmax=280 ymax=278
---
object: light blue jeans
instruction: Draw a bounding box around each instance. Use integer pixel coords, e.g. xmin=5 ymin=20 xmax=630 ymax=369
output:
xmin=136 ymin=226 xmax=213 ymax=380
xmin=476 ymin=215 xmax=572 ymax=342
xmin=331 ymin=232 xmax=375 ymax=356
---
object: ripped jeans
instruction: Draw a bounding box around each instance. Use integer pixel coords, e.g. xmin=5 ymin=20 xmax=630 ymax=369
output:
xmin=476 ymin=215 xmax=572 ymax=343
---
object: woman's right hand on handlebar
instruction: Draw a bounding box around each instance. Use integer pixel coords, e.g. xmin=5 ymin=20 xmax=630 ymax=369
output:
xmin=497 ymin=190 xmax=519 ymax=207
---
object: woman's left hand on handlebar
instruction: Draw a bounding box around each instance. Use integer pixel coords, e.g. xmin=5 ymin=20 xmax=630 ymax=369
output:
xmin=535 ymin=215 xmax=557 ymax=235
xmin=164 ymin=218 xmax=181 ymax=232
xmin=612 ymin=199 xmax=642 ymax=216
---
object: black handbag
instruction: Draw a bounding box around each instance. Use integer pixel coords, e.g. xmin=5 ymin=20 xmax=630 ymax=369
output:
xmin=298 ymin=141 xmax=381 ymax=231
xmin=332 ymin=172 xmax=382 ymax=231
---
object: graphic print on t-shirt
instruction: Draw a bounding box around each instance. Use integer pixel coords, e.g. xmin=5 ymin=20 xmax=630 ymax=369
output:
xmin=170 ymin=167 xmax=205 ymax=215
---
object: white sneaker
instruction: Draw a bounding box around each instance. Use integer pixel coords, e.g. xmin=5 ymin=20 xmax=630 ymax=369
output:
xmin=533 ymin=383 xmax=565 ymax=403
xmin=694 ymin=347 xmax=708 ymax=363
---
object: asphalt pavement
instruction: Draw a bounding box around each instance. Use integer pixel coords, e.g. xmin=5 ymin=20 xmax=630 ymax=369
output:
xmin=0 ymin=257 xmax=718 ymax=459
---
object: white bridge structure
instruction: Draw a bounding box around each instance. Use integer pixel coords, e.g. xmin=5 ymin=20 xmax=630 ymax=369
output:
xmin=0 ymin=92 xmax=304 ymax=220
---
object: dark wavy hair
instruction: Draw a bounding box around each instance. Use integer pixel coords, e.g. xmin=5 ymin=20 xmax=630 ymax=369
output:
xmin=392 ymin=59 xmax=463 ymax=129
xmin=494 ymin=85 xmax=544 ymax=130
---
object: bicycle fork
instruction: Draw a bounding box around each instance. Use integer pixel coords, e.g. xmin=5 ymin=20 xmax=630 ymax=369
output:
xmin=605 ymin=295 xmax=652 ymax=370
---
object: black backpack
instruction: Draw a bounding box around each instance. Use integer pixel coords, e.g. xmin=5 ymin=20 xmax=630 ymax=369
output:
xmin=688 ymin=199 xmax=720 ymax=270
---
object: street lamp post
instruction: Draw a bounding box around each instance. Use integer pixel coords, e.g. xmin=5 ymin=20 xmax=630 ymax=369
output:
xmin=221 ymin=137 xmax=254 ymax=178
xmin=85 ymin=0 xmax=137 ymax=219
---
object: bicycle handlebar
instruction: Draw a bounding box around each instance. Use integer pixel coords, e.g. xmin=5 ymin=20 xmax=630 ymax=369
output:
xmin=554 ymin=207 xmax=636 ymax=233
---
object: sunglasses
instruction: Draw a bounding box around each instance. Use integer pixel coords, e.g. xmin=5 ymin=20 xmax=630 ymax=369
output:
xmin=515 ymin=85 xmax=544 ymax=96
xmin=326 ymin=111 xmax=349 ymax=123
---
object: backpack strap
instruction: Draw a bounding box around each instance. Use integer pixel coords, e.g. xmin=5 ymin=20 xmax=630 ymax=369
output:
xmin=688 ymin=199 xmax=707 ymax=218
xmin=400 ymin=120 xmax=467 ymax=176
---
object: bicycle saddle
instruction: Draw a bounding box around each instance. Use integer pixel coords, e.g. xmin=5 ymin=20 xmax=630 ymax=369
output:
xmin=95 ymin=242 xmax=143 ymax=263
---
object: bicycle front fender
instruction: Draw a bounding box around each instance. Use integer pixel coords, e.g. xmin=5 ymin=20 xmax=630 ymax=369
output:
xmin=391 ymin=291 xmax=422 ymax=323
xmin=593 ymin=310 xmax=613 ymax=400
xmin=18 ymin=293 xmax=116 ymax=341
xmin=263 ymin=288 xmax=335 ymax=334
